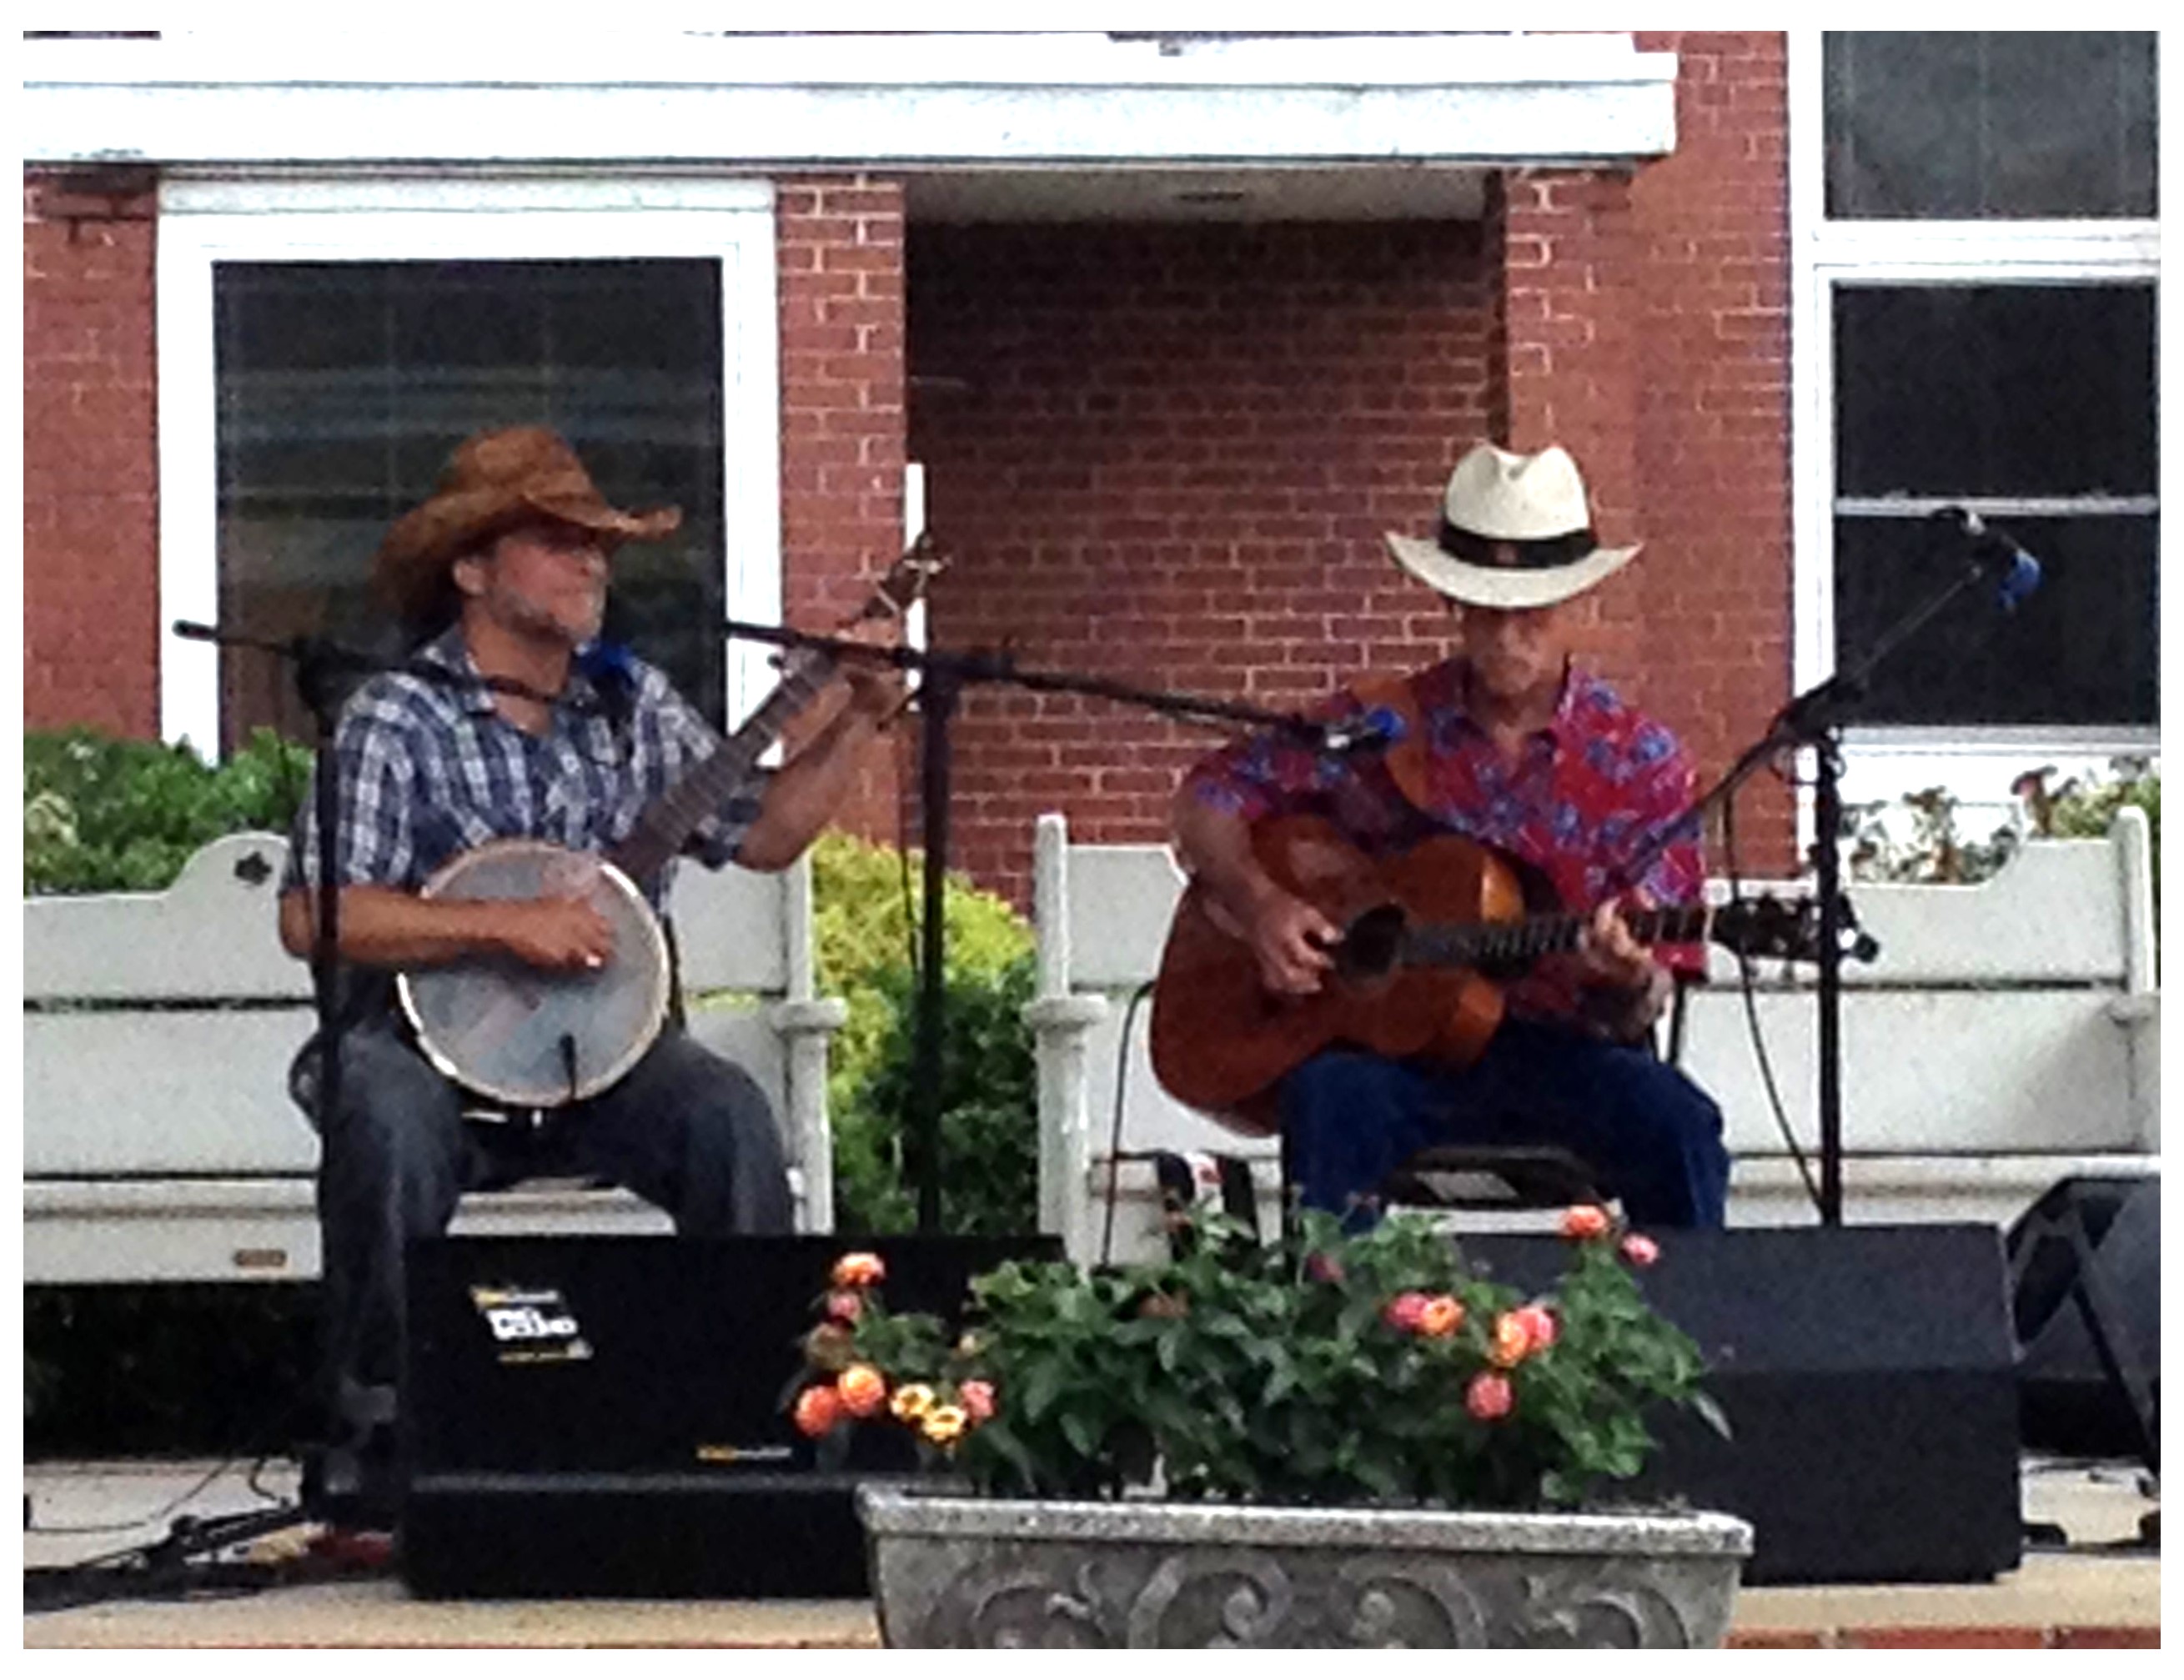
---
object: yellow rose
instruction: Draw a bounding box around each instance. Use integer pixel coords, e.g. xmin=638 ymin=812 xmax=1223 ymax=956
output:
xmin=921 ymin=1405 xmax=970 ymax=1446
xmin=890 ymin=1383 xmax=936 ymax=1422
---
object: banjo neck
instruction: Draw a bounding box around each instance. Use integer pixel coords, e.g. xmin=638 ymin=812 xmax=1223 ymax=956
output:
xmin=604 ymin=644 xmax=840 ymax=890
xmin=600 ymin=534 xmax=941 ymax=890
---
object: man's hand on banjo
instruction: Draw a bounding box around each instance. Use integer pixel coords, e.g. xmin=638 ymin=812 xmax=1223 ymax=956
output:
xmin=495 ymin=895 xmax=615 ymax=971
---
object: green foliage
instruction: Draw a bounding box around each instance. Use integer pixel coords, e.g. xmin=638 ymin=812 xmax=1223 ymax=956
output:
xmin=23 ymin=726 xmax=312 ymax=895
xmin=791 ymin=1206 xmax=1721 ymax=1512
xmin=809 ymin=831 xmax=1040 ymax=1236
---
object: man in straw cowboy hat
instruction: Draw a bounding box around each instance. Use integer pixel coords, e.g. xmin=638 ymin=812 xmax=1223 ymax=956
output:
xmin=276 ymin=426 xmax=903 ymax=1524
xmin=1173 ymin=441 xmax=1729 ymax=1229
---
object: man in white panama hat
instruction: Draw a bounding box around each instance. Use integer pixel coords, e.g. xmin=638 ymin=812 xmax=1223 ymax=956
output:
xmin=1173 ymin=440 xmax=1729 ymax=1229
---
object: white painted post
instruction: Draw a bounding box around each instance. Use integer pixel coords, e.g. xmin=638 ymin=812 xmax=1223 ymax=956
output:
xmin=771 ymin=850 xmax=847 ymax=1233
xmin=1027 ymin=812 xmax=1107 ymax=1261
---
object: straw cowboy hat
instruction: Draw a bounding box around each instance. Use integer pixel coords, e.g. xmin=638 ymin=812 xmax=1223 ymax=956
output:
xmin=373 ymin=427 xmax=682 ymax=628
xmin=1384 ymin=443 xmax=1639 ymax=610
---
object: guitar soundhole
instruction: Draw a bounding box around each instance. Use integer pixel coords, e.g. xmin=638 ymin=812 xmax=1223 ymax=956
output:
xmin=1336 ymin=904 xmax=1406 ymax=981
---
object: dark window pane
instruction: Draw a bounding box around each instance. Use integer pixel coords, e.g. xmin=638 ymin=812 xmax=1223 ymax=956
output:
xmin=1825 ymin=33 xmax=2156 ymax=219
xmin=1835 ymin=284 xmax=2156 ymax=498
xmin=213 ymin=260 xmax=725 ymax=750
xmin=1833 ymin=514 xmax=2157 ymax=726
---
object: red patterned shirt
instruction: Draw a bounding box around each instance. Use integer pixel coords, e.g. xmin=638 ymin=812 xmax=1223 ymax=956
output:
xmin=1181 ymin=657 xmax=1706 ymax=1026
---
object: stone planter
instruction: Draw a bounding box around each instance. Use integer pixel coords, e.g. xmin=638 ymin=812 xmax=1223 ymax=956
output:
xmin=858 ymin=1486 xmax=1752 ymax=1648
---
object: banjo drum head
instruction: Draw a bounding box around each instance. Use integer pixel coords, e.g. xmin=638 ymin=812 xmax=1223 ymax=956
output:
xmin=399 ymin=840 xmax=673 ymax=1106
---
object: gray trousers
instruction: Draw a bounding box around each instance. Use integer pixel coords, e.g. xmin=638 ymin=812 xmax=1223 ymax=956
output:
xmin=294 ymin=1020 xmax=793 ymax=1432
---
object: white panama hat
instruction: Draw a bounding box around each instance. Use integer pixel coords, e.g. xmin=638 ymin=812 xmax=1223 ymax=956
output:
xmin=1384 ymin=443 xmax=1640 ymax=609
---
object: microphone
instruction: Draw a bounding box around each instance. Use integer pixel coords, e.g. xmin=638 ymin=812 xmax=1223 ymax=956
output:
xmin=1935 ymin=507 xmax=2044 ymax=614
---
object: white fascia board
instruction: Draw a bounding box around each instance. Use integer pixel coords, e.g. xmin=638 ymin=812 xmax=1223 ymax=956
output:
xmin=23 ymin=33 xmax=1676 ymax=167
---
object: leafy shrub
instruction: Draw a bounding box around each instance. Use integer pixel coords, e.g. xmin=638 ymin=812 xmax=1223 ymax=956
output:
xmin=792 ymin=1206 xmax=1722 ymax=1511
xmin=809 ymin=831 xmax=1039 ymax=1236
xmin=23 ymin=726 xmax=312 ymax=895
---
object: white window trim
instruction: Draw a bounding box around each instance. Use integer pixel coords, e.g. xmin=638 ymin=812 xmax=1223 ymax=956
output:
xmin=1786 ymin=30 xmax=2160 ymax=830
xmin=155 ymin=172 xmax=781 ymax=755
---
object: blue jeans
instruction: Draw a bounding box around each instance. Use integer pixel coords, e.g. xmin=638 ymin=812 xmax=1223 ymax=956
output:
xmin=294 ymin=1020 xmax=792 ymax=1432
xmin=1280 ymin=1018 xmax=1730 ymax=1230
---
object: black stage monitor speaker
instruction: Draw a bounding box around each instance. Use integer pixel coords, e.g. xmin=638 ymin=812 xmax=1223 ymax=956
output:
xmin=2006 ymin=1175 xmax=2160 ymax=1467
xmin=1462 ymin=1224 xmax=2023 ymax=1586
xmin=399 ymin=1233 xmax=1057 ymax=1599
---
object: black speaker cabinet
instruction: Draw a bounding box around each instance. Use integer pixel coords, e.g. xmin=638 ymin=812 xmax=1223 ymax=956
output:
xmin=399 ymin=1233 xmax=1056 ymax=1599
xmin=1464 ymin=1224 xmax=2024 ymax=1586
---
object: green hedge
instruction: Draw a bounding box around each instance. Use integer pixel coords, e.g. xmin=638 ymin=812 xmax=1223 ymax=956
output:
xmin=807 ymin=830 xmax=1038 ymax=1236
xmin=24 ymin=726 xmax=313 ymax=894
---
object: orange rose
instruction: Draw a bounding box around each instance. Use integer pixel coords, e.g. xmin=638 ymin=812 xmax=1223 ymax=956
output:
xmin=831 ymin=1252 xmax=886 ymax=1288
xmin=1560 ymin=1203 xmax=1613 ymax=1241
xmin=1466 ymin=1371 xmax=1514 ymax=1422
xmin=837 ymin=1363 xmax=887 ymax=1417
xmin=791 ymin=1384 xmax=842 ymax=1438
xmin=1418 ymin=1295 xmax=1465 ymax=1339
xmin=1489 ymin=1311 xmax=1534 ymax=1368
xmin=958 ymin=1380 xmax=996 ymax=1422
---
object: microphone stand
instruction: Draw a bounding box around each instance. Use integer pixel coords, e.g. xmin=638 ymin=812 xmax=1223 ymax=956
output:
xmin=720 ymin=618 xmax=1368 ymax=1234
xmin=1603 ymin=512 xmax=2040 ymax=1226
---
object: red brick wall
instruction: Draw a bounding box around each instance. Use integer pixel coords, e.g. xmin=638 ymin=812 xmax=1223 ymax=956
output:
xmin=908 ymin=33 xmax=1795 ymax=903
xmin=1629 ymin=30 xmax=1797 ymax=873
xmin=23 ymin=168 xmax=162 ymax=738
xmin=775 ymin=174 xmax=912 ymax=844
xmin=908 ymin=219 xmax=1497 ymax=905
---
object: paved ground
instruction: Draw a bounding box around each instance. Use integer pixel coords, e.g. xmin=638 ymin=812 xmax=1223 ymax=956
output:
xmin=23 ymin=1455 xmax=2158 ymax=1647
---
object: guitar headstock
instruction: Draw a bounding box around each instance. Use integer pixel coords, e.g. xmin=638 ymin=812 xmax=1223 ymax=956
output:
xmin=1710 ymin=893 xmax=1831 ymax=966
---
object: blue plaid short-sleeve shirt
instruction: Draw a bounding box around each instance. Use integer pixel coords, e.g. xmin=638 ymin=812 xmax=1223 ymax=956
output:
xmin=284 ymin=627 xmax=766 ymax=906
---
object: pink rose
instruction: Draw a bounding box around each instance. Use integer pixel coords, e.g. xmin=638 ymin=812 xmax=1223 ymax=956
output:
xmin=826 ymin=1290 xmax=864 ymax=1324
xmin=1620 ymin=1233 xmax=1660 ymax=1268
xmin=1513 ymin=1303 xmax=1558 ymax=1350
xmin=1466 ymin=1372 xmax=1514 ymax=1421
xmin=1304 ymin=1252 xmax=1345 ymax=1286
xmin=1383 ymin=1291 xmax=1432 ymax=1333
xmin=958 ymin=1380 xmax=996 ymax=1422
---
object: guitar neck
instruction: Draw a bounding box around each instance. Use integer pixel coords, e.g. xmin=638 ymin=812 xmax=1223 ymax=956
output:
xmin=605 ymin=648 xmax=836 ymax=885
xmin=1406 ymin=902 xmax=1712 ymax=970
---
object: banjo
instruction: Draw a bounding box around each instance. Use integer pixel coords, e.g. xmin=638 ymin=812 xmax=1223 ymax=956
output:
xmin=396 ymin=541 xmax=939 ymax=1107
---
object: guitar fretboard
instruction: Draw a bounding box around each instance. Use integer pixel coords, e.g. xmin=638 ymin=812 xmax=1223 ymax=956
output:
xmin=1402 ymin=903 xmax=1713 ymax=970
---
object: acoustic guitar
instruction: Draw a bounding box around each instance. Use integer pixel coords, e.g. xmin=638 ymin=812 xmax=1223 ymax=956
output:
xmin=396 ymin=539 xmax=941 ymax=1107
xmin=1147 ymin=814 xmax=1824 ymax=1134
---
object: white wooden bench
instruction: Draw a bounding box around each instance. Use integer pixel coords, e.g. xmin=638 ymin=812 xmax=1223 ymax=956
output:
xmin=1026 ymin=810 xmax=2160 ymax=1264
xmin=23 ymin=833 xmax=848 ymax=1283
